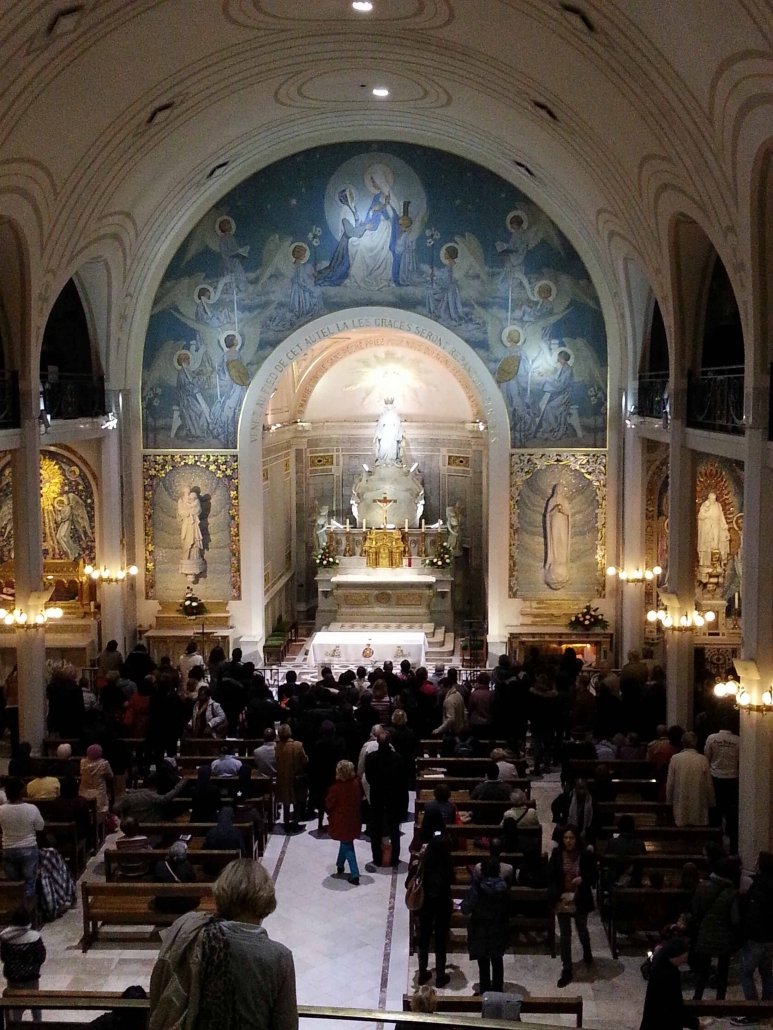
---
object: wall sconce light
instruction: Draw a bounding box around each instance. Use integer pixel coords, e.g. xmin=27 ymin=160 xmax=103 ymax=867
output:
xmin=715 ymin=677 xmax=773 ymax=712
xmin=84 ymin=564 xmax=139 ymax=584
xmin=608 ymin=564 xmax=662 ymax=583
xmin=646 ymin=607 xmax=716 ymax=631
xmin=0 ymin=606 xmax=63 ymax=629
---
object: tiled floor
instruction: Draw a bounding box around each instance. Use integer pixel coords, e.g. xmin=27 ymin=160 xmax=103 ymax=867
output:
xmin=20 ymin=771 xmax=748 ymax=1028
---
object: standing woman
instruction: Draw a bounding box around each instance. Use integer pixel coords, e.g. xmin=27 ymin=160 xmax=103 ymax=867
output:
xmin=325 ymin=760 xmax=363 ymax=885
xmin=150 ymin=858 xmax=297 ymax=1030
xmin=412 ymin=809 xmax=453 ymax=988
xmin=79 ymin=743 xmax=114 ymax=831
xmin=463 ymin=855 xmax=510 ymax=994
xmin=548 ymin=824 xmax=597 ymax=987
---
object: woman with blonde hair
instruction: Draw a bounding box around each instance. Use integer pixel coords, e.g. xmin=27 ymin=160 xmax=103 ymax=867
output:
xmin=150 ymin=858 xmax=297 ymax=1030
xmin=325 ymin=759 xmax=363 ymax=885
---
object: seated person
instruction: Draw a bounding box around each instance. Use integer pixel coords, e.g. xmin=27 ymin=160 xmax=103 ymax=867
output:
xmin=152 ymin=841 xmax=199 ymax=913
xmin=473 ymin=837 xmax=514 ymax=885
xmin=470 ymin=762 xmax=512 ymax=801
xmin=25 ymin=766 xmax=61 ymax=800
xmin=603 ymin=814 xmax=647 ymax=887
xmin=210 ymin=746 xmax=243 ymax=778
xmin=203 ymin=806 xmax=246 ymax=858
xmin=115 ymin=816 xmax=152 ymax=878
xmin=490 ymin=748 xmax=518 ymax=782
xmin=423 ymin=783 xmax=457 ymax=826
xmin=618 ymin=732 xmax=646 ymax=761
xmin=501 ymin=788 xmax=540 ymax=852
xmin=516 ymin=849 xmax=549 ymax=888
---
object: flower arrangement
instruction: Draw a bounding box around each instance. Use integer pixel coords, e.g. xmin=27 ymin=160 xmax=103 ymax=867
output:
xmin=314 ymin=545 xmax=339 ymax=568
xmin=423 ymin=542 xmax=453 ymax=569
xmin=180 ymin=588 xmax=207 ymax=618
xmin=568 ymin=603 xmax=608 ymax=631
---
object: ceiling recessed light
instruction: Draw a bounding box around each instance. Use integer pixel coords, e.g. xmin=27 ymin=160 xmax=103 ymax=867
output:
xmin=352 ymin=1 xmax=374 ymax=11
xmin=372 ymin=87 xmax=389 ymax=98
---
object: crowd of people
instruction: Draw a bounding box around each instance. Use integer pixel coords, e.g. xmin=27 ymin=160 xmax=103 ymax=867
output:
xmin=0 ymin=640 xmax=768 ymax=1028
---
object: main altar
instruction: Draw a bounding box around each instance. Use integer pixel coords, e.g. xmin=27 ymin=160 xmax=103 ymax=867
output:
xmin=312 ymin=398 xmax=457 ymax=632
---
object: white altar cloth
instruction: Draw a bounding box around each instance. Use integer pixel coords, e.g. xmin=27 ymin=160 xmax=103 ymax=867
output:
xmin=331 ymin=569 xmax=436 ymax=586
xmin=307 ymin=630 xmax=426 ymax=667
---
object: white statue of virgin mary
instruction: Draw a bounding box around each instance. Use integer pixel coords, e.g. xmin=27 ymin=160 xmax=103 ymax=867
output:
xmin=544 ymin=483 xmax=570 ymax=590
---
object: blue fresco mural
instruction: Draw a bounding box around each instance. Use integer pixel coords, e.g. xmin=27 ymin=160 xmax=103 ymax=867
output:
xmin=142 ymin=143 xmax=607 ymax=451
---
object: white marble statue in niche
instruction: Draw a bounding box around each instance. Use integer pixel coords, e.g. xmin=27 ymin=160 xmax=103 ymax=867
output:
xmin=544 ymin=483 xmax=570 ymax=590
xmin=178 ymin=487 xmax=206 ymax=582
xmin=373 ymin=397 xmax=405 ymax=466
xmin=446 ymin=504 xmax=462 ymax=555
xmin=697 ymin=490 xmax=730 ymax=582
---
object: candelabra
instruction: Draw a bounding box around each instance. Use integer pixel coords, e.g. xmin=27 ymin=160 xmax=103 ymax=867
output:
xmin=84 ymin=563 xmax=139 ymax=583
xmin=0 ymin=606 xmax=63 ymax=629
xmin=714 ymin=677 xmax=773 ymax=711
xmin=646 ymin=607 xmax=716 ymax=631
xmin=607 ymin=564 xmax=662 ymax=583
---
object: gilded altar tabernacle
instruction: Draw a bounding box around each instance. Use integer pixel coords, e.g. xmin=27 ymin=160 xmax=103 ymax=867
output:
xmin=363 ymin=529 xmax=405 ymax=569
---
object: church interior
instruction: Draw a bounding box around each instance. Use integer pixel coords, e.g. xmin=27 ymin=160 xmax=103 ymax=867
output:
xmin=0 ymin=0 xmax=771 ymax=1026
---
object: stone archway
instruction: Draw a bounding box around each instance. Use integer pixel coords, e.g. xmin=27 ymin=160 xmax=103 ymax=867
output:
xmin=234 ymin=307 xmax=510 ymax=655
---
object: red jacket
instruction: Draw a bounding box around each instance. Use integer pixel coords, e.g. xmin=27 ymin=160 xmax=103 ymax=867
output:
xmin=325 ymin=777 xmax=363 ymax=842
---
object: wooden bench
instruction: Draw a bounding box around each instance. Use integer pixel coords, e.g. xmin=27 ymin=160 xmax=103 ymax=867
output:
xmin=415 ymin=798 xmax=514 ymax=823
xmin=36 ymin=796 xmax=98 ymax=858
xmin=104 ymin=847 xmax=242 ymax=881
xmin=605 ymin=886 xmax=692 ymax=958
xmin=139 ymin=820 xmax=257 ymax=857
xmin=0 ymin=882 xmax=28 ymax=923
xmin=416 ymin=757 xmax=525 ymax=778
xmin=418 ymin=739 xmax=510 ymax=757
xmin=181 ymin=738 xmax=266 ymax=757
xmin=424 ymin=886 xmax=555 ymax=957
xmin=416 ymin=776 xmax=531 ymax=798
xmin=595 ymin=801 xmax=674 ymax=827
xmin=596 ymin=825 xmax=722 ymax=857
xmin=567 ymin=758 xmax=657 ymax=780
xmin=402 ymin=991 xmax=584 ymax=1027
xmin=1 ymin=990 xmax=149 ymax=1030
xmin=80 ymin=880 xmax=216 ymax=951
xmin=684 ymin=999 xmax=773 ymax=1022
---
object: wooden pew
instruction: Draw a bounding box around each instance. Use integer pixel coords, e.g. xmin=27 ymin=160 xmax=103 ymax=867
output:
xmin=416 ymin=776 xmax=531 ymax=798
xmin=35 ymin=795 xmax=98 ymax=857
xmin=567 ymin=758 xmax=657 ymax=780
xmin=414 ymin=798 xmax=514 ymax=823
xmin=139 ymin=820 xmax=257 ymax=857
xmin=605 ymin=886 xmax=692 ymax=958
xmin=684 ymin=999 xmax=773 ymax=1023
xmin=412 ymin=885 xmax=555 ymax=957
xmin=80 ymin=881 xmax=216 ymax=951
xmin=596 ymin=825 xmax=722 ymax=857
xmin=416 ymin=756 xmax=524 ymax=778
xmin=402 ymin=992 xmax=584 ymax=1027
xmin=595 ymin=800 xmax=674 ymax=827
xmin=37 ymin=823 xmax=88 ymax=877
xmin=104 ymin=847 xmax=241 ymax=881
xmin=0 ymin=882 xmax=28 ymax=923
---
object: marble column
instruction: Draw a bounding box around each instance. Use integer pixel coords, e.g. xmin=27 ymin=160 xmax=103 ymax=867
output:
xmin=737 ymin=376 xmax=773 ymax=865
xmin=97 ymin=411 xmax=125 ymax=650
xmin=12 ymin=386 xmax=46 ymax=748
xmin=663 ymin=382 xmax=696 ymax=728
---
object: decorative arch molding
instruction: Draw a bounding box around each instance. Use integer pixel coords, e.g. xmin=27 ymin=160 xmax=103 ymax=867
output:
xmin=286 ymin=330 xmax=486 ymax=425
xmin=234 ymin=306 xmax=511 ymax=648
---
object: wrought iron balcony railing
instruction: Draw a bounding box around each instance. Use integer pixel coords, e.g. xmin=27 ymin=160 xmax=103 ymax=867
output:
xmin=686 ymin=366 xmax=744 ymax=435
xmin=41 ymin=372 xmax=106 ymax=420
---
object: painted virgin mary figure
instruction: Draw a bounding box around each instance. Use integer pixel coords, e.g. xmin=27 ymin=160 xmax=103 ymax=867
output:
xmin=316 ymin=165 xmax=400 ymax=290
xmin=544 ymin=483 xmax=570 ymax=590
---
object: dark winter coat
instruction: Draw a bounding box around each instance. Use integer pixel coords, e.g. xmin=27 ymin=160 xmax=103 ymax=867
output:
xmin=463 ymin=871 xmax=510 ymax=960
xmin=692 ymin=874 xmax=739 ymax=957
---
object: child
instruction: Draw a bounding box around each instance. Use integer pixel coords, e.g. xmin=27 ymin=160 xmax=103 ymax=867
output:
xmin=0 ymin=907 xmax=46 ymax=1023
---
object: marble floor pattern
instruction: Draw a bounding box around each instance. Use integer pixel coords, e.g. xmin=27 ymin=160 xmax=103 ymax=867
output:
xmin=16 ymin=772 xmax=750 ymax=1028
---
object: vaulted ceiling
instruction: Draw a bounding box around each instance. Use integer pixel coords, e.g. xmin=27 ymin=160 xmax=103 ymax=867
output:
xmin=0 ymin=0 xmax=771 ymax=372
